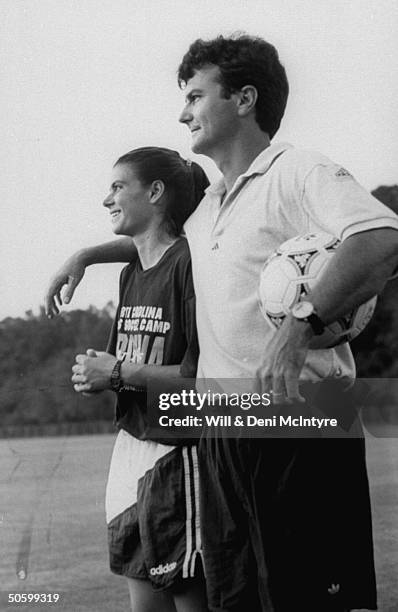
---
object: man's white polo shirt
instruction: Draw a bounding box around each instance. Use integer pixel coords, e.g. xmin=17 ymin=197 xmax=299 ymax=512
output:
xmin=184 ymin=142 xmax=398 ymax=386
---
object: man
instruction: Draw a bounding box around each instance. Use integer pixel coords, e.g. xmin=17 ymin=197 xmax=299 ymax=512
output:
xmin=46 ymin=35 xmax=398 ymax=611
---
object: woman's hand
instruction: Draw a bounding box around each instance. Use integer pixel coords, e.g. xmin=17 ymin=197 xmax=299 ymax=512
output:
xmin=72 ymin=350 xmax=117 ymax=393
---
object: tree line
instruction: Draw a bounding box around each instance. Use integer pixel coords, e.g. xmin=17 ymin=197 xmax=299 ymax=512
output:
xmin=0 ymin=305 xmax=116 ymax=431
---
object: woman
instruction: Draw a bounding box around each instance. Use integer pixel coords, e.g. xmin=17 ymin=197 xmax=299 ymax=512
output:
xmin=71 ymin=147 xmax=209 ymax=612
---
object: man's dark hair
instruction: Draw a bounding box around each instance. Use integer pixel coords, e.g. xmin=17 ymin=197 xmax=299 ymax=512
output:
xmin=178 ymin=34 xmax=289 ymax=139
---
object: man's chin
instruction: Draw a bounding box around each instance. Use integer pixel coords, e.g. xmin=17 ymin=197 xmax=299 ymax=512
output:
xmin=190 ymin=143 xmax=201 ymax=155
xmin=190 ymin=136 xmax=206 ymax=155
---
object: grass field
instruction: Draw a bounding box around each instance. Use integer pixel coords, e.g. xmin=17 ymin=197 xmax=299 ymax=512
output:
xmin=0 ymin=433 xmax=397 ymax=612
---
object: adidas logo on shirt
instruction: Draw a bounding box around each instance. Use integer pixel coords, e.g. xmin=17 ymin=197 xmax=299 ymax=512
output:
xmin=335 ymin=167 xmax=352 ymax=179
xmin=149 ymin=561 xmax=177 ymax=576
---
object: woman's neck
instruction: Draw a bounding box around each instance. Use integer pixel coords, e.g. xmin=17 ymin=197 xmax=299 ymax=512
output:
xmin=132 ymin=229 xmax=178 ymax=270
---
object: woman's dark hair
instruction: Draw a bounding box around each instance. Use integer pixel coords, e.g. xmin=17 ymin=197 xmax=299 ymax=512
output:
xmin=115 ymin=147 xmax=209 ymax=236
xmin=178 ymin=34 xmax=289 ymax=139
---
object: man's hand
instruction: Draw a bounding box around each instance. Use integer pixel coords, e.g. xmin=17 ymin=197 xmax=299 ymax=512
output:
xmin=44 ymin=252 xmax=86 ymax=318
xmin=72 ymin=350 xmax=117 ymax=393
xmin=257 ymin=314 xmax=313 ymax=404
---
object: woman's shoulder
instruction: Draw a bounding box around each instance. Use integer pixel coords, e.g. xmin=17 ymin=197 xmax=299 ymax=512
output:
xmin=119 ymin=259 xmax=140 ymax=288
xmin=173 ymin=235 xmax=191 ymax=260
xmin=168 ymin=237 xmax=194 ymax=295
xmin=160 ymin=236 xmax=191 ymax=271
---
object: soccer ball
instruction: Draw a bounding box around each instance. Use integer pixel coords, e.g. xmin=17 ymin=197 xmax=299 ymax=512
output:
xmin=258 ymin=232 xmax=377 ymax=349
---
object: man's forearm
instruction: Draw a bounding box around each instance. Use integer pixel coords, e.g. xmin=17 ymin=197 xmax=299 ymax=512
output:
xmin=45 ymin=237 xmax=138 ymax=316
xmin=79 ymin=237 xmax=137 ymax=266
xmin=309 ymin=228 xmax=398 ymax=324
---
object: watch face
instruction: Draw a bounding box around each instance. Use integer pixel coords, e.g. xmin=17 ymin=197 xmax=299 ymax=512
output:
xmin=292 ymin=301 xmax=314 ymax=319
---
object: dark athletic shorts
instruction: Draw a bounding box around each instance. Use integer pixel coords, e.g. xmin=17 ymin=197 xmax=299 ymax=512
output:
xmin=198 ymin=385 xmax=377 ymax=611
xmin=106 ymin=430 xmax=202 ymax=590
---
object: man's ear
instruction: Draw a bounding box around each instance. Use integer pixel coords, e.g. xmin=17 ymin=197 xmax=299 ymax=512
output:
xmin=236 ymin=85 xmax=258 ymax=117
xmin=149 ymin=180 xmax=165 ymax=204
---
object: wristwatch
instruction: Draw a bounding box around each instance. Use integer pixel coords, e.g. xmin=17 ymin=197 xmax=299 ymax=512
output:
xmin=110 ymin=358 xmax=125 ymax=392
xmin=291 ymin=301 xmax=326 ymax=335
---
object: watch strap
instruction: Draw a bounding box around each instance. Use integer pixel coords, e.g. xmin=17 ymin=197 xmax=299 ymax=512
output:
xmin=110 ymin=358 xmax=125 ymax=392
xmin=306 ymin=312 xmax=326 ymax=335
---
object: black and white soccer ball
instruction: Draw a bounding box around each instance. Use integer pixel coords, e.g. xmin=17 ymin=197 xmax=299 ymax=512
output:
xmin=259 ymin=232 xmax=377 ymax=349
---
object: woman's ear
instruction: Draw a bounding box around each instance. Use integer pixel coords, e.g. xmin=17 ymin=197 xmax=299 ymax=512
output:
xmin=149 ymin=179 xmax=165 ymax=204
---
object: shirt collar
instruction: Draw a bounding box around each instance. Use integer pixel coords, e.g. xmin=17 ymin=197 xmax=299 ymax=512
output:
xmin=205 ymin=177 xmax=225 ymax=196
xmin=205 ymin=141 xmax=292 ymax=196
xmin=241 ymin=141 xmax=292 ymax=178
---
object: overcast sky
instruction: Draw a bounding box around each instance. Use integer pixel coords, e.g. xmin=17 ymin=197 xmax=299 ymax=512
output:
xmin=1 ymin=0 xmax=397 ymax=320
